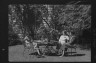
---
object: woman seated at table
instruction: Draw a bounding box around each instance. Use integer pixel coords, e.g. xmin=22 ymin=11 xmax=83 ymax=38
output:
xmin=57 ymin=31 xmax=70 ymax=57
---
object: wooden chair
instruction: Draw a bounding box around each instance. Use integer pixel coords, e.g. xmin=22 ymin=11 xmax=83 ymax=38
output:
xmin=66 ymin=35 xmax=77 ymax=55
xmin=23 ymin=40 xmax=45 ymax=58
xmin=66 ymin=44 xmax=77 ymax=55
xmin=23 ymin=41 xmax=35 ymax=58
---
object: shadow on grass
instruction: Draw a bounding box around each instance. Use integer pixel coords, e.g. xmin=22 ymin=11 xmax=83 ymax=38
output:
xmin=46 ymin=52 xmax=85 ymax=57
xmin=29 ymin=51 xmax=85 ymax=57
xmin=45 ymin=53 xmax=59 ymax=56
xmin=29 ymin=52 xmax=46 ymax=58
xmin=65 ymin=54 xmax=85 ymax=57
xmin=29 ymin=52 xmax=59 ymax=56
xmin=29 ymin=52 xmax=38 ymax=55
xmin=64 ymin=51 xmax=85 ymax=57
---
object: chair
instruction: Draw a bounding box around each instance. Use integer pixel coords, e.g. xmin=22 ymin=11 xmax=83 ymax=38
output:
xmin=23 ymin=42 xmax=35 ymax=58
xmin=66 ymin=44 xmax=77 ymax=55
xmin=66 ymin=35 xmax=77 ymax=55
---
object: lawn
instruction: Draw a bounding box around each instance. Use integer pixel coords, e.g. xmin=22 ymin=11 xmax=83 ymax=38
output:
xmin=8 ymin=45 xmax=91 ymax=62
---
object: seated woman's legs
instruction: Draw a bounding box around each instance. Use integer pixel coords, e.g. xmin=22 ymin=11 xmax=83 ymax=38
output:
xmin=59 ymin=44 xmax=69 ymax=57
xmin=59 ymin=44 xmax=65 ymax=57
xmin=33 ymin=42 xmax=41 ymax=55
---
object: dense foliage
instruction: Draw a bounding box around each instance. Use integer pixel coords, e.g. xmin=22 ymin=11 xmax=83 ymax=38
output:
xmin=8 ymin=4 xmax=91 ymax=48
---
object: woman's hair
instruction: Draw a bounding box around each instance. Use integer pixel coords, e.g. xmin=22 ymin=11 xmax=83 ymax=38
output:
xmin=62 ymin=31 xmax=67 ymax=35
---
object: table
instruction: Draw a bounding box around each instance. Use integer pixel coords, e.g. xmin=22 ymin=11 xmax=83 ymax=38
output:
xmin=33 ymin=40 xmax=58 ymax=55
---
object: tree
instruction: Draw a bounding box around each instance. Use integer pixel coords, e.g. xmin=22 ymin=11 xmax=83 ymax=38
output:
xmin=52 ymin=5 xmax=91 ymax=34
xmin=8 ymin=4 xmax=91 ymax=46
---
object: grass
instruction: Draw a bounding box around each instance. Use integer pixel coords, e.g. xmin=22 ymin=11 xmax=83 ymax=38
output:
xmin=8 ymin=45 xmax=91 ymax=62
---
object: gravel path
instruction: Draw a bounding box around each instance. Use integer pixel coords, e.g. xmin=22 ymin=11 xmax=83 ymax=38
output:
xmin=8 ymin=45 xmax=91 ymax=62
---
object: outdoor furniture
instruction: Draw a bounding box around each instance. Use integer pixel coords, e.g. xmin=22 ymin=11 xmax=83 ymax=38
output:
xmin=23 ymin=39 xmax=77 ymax=57
xmin=42 ymin=41 xmax=58 ymax=55
xmin=56 ymin=44 xmax=77 ymax=56
xmin=66 ymin=44 xmax=77 ymax=55
xmin=23 ymin=42 xmax=34 ymax=58
xmin=33 ymin=40 xmax=47 ymax=55
xmin=31 ymin=40 xmax=59 ymax=56
xmin=23 ymin=40 xmax=45 ymax=58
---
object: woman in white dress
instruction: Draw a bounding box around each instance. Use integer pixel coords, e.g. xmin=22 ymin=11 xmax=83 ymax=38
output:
xmin=58 ymin=31 xmax=70 ymax=57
